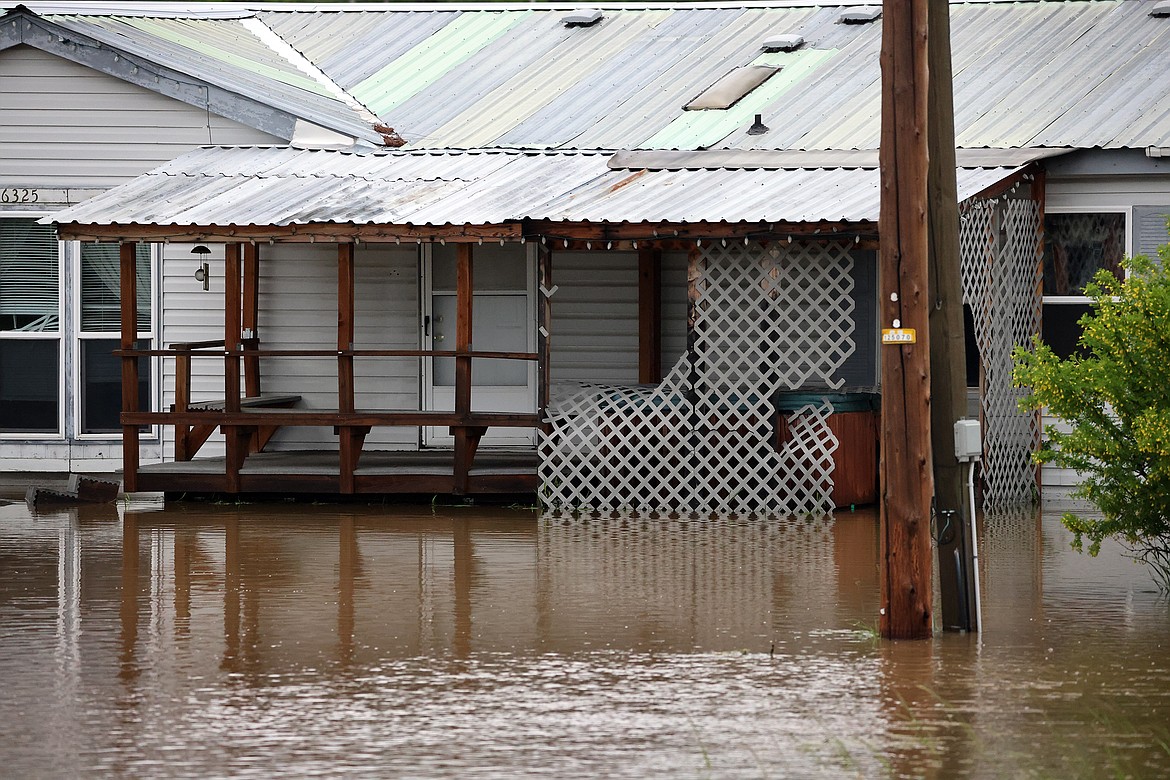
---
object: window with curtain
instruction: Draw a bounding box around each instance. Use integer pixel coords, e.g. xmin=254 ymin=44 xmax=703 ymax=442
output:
xmin=1042 ymin=213 xmax=1126 ymax=359
xmin=79 ymin=243 xmax=153 ymax=434
xmin=0 ymin=218 xmax=60 ymax=434
xmin=80 ymin=243 xmax=151 ymax=332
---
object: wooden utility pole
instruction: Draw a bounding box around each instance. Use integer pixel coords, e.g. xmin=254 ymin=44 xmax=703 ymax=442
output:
xmin=879 ymin=0 xmax=935 ymax=639
xmin=924 ymin=0 xmax=978 ymax=632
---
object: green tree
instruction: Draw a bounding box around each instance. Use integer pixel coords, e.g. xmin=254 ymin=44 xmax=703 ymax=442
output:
xmin=1013 ymin=241 xmax=1170 ymax=589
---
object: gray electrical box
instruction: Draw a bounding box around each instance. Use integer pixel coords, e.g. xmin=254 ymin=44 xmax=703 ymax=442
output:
xmin=954 ymin=419 xmax=981 ymax=462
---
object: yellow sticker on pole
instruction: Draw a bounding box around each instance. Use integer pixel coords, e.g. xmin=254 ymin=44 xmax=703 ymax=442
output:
xmin=881 ymin=328 xmax=917 ymax=344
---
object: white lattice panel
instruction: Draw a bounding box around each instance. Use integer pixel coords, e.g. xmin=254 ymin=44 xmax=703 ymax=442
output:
xmin=541 ymin=241 xmax=858 ymax=516
xmin=959 ymin=195 xmax=1043 ymax=508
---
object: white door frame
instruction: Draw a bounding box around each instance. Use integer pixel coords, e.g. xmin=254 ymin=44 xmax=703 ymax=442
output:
xmin=420 ymin=243 xmax=537 ymax=447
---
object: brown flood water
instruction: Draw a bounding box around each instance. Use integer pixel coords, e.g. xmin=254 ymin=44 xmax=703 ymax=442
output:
xmin=0 ymin=494 xmax=1167 ymax=779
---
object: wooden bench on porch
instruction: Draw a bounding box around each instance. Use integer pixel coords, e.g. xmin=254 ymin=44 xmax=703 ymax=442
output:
xmin=168 ymin=337 xmax=303 ymax=461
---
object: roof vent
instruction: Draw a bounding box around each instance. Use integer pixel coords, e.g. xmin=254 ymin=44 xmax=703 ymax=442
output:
xmin=761 ymin=34 xmax=805 ymax=52
xmin=1151 ymin=0 xmax=1170 ymax=17
xmin=563 ymin=9 xmax=603 ymax=27
xmin=685 ymin=65 xmax=779 ymax=111
xmin=838 ymin=6 xmax=882 ymax=24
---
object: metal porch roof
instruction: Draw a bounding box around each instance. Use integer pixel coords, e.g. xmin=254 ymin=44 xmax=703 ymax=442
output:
xmin=47 ymin=146 xmax=1026 ymax=230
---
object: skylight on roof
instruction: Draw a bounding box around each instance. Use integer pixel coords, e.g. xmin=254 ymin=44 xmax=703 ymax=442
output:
xmin=685 ymin=65 xmax=779 ymax=111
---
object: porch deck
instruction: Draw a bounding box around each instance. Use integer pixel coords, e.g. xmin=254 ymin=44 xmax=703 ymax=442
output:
xmin=136 ymin=448 xmax=539 ymax=496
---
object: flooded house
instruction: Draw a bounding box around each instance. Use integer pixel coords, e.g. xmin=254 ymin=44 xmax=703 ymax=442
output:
xmin=5 ymin=1 xmax=1170 ymax=513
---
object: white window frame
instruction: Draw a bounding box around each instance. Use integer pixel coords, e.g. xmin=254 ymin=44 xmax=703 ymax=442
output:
xmin=1042 ymin=207 xmax=1131 ymax=305
xmin=70 ymin=240 xmax=160 ymax=441
xmin=0 ymin=212 xmax=65 ymax=440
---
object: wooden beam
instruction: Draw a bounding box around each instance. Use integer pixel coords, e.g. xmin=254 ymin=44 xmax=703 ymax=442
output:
xmin=337 ymin=243 xmax=356 ymax=414
xmin=523 ymin=220 xmax=877 ymax=243
xmin=454 ymin=244 xmax=474 ymax=493
xmin=123 ymin=409 xmax=542 ymax=427
xmin=338 ymin=243 xmax=360 ymax=491
xmin=1030 ymin=168 xmax=1047 ymax=501
xmin=638 ymin=246 xmax=662 ymax=383
xmin=55 ymin=220 xmax=878 ymax=245
xmin=223 ymin=243 xmax=243 ymax=492
xmin=224 ymin=243 xmax=243 ymax=412
xmin=56 ymin=223 xmax=525 ymax=243
xmin=174 ymin=352 xmax=192 ymax=461
xmin=119 ymin=241 xmax=139 ymax=493
xmin=242 ymin=242 xmax=261 ymax=397
xmin=538 ymin=244 xmax=552 ymax=420
xmin=878 ymin=0 xmax=934 ymax=640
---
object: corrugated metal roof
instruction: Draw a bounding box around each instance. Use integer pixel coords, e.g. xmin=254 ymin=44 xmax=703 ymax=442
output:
xmin=9 ymin=2 xmax=1170 ymax=151
xmin=256 ymin=0 xmax=1170 ymax=151
xmin=47 ymin=146 xmax=1021 ymax=229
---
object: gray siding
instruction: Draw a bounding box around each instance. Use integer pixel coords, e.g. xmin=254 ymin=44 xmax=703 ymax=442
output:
xmin=551 ymin=251 xmax=639 ymax=384
xmin=160 ymin=243 xmax=421 ymax=456
xmin=0 ymin=45 xmax=281 ymax=190
xmin=550 ymin=249 xmax=696 ymax=385
xmin=662 ymin=250 xmax=689 ymax=372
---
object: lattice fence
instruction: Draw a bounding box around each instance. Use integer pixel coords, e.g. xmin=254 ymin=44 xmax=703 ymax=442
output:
xmin=959 ymin=193 xmax=1044 ymax=508
xmin=541 ymin=241 xmax=858 ymax=516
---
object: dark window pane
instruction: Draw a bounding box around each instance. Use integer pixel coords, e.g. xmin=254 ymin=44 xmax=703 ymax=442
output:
xmin=1041 ymin=303 xmax=1092 ymax=360
xmin=82 ymin=339 xmax=150 ymax=434
xmin=835 ymin=250 xmax=877 ymax=389
xmin=1043 ymin=213 xmax=1126 ymax=296
xmin=0 ymin=218 xmax=59 ymax=332
xmin=0 ymin=340 xmax=58 ymax=432
xmin=963 ymin=305 xmax=980 ymax=388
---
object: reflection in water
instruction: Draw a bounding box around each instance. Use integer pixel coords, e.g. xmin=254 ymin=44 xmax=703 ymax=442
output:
xmin=0 ymin=498 xmax=1167 ymax=778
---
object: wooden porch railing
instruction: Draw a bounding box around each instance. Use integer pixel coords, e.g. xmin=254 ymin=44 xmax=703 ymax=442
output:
xmin=118 ymin=240 xmax=550 ymax=496
xmin=120 ymin=342 xmax=541 ymax=494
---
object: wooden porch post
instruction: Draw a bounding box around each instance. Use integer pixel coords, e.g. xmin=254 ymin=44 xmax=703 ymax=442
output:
xmin=878 ymin=0 xmax=935 ymax=639
xmin=119 ymin=241 xmax=139 ymax=493
xmin=223 ymin=243 xmax=245 ymax=492
xmin=453 ymin=243 xmax=479 ymax=494
xmin=337 ymin=242 xmax=365 ymax=493
xmin=538 ymin=244 xmax=552 ymax=421
xmin=242 ymin=242 xmax=261 ymax=397
xmin=638 ymin=246 xmax=662 ymax=384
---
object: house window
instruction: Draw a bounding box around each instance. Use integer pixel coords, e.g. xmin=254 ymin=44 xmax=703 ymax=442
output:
xmin=0 ymin=217 xmax=61 ymax=434
xmin=1041 ymin=212 xmax=1126 ymax=359
xmin=77 ymin=243 xmax=152 ymax=434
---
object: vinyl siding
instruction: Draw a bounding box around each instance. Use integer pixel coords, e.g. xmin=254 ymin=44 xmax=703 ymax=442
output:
xmin=0 ymin=45 xmax=281 ymax=190
xmin=549 ymin=250 xmax=690 ymax=385
xmin=550 ymin=251 xmax=639 ymax=384
xmin=160 ymin=243 xmax=421 ymax=458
